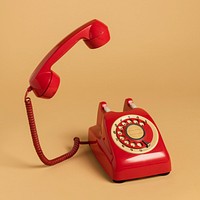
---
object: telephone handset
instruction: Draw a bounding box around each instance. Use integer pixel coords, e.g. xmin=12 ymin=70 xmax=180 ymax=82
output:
xmin=29 ymin=19 xmax=110 ymax=98
xmin=25 ymin=19 xmax=171 ymax=182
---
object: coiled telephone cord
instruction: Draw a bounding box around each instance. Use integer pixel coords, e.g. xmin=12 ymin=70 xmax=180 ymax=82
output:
xmin=24 ymin=87 xmax=89 ymax=166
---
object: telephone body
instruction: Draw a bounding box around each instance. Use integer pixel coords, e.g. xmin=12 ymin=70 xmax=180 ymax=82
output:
xmin=25 ymin=19 xmax=171 ymax=182
xmin=89 ymin=98 xmax=171 ymax=182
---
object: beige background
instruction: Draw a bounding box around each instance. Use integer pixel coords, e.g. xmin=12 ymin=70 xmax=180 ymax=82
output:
xmin=1 ymin=0 xmax=200 ymax=199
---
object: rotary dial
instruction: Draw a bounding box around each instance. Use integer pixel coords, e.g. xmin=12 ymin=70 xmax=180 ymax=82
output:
xmin=111 ymin=115 xmax=159 ymax=154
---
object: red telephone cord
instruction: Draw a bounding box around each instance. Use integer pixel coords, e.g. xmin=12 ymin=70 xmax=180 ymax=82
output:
xmin=24 ymin=87 xmax=89 ymax=166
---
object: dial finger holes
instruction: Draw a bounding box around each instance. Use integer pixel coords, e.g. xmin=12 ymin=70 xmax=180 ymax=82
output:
xmin=124 ymin=140 xmax=129 ymax=145
xmin=137 ymin=143 xmax=142 ymax=147
xmin=139 ymin=122 xmax=145 ymax=126
xmin=127 ymin=120 xmax=132 ymax=124
xmin=117 ymin=131 xmax=123 ymax=135
xmin=119 ymin=136 xmax=125 ymax=140
xmin=122 ymin=122 xmax=126 ymax=126
xmin=131 ymin=142 xmax=136 ymax=147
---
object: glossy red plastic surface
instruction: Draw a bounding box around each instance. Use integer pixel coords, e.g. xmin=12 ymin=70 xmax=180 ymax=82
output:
xmin=29 ymin=19 xmax=110 ymax=98
xmin=88 ymin=98 xmax=171 ymax=182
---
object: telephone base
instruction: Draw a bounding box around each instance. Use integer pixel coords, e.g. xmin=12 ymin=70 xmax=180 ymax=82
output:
xmin=88 ymin=125 xmax=171 ymax=182
xmin=88 ymin=99 xmax=171 ymax=182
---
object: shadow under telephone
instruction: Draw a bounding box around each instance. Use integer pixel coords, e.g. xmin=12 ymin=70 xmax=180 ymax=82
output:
xmin=24 ymin=19 xmax=171 ymax=182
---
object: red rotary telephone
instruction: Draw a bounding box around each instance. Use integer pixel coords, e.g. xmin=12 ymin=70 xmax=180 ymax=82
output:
xmin=24 ymin=19 xmax=171 ymax=182
xmin=89 ymin=99 xmax=171 ymax=182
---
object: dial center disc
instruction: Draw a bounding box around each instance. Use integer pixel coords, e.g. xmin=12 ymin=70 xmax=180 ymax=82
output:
xmin=126 ymin=124 xmax=145 ymax=139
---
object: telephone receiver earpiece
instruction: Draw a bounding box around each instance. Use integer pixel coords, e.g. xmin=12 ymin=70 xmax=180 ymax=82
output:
xmin=29 ymin=19 xmax=110 ymax=98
